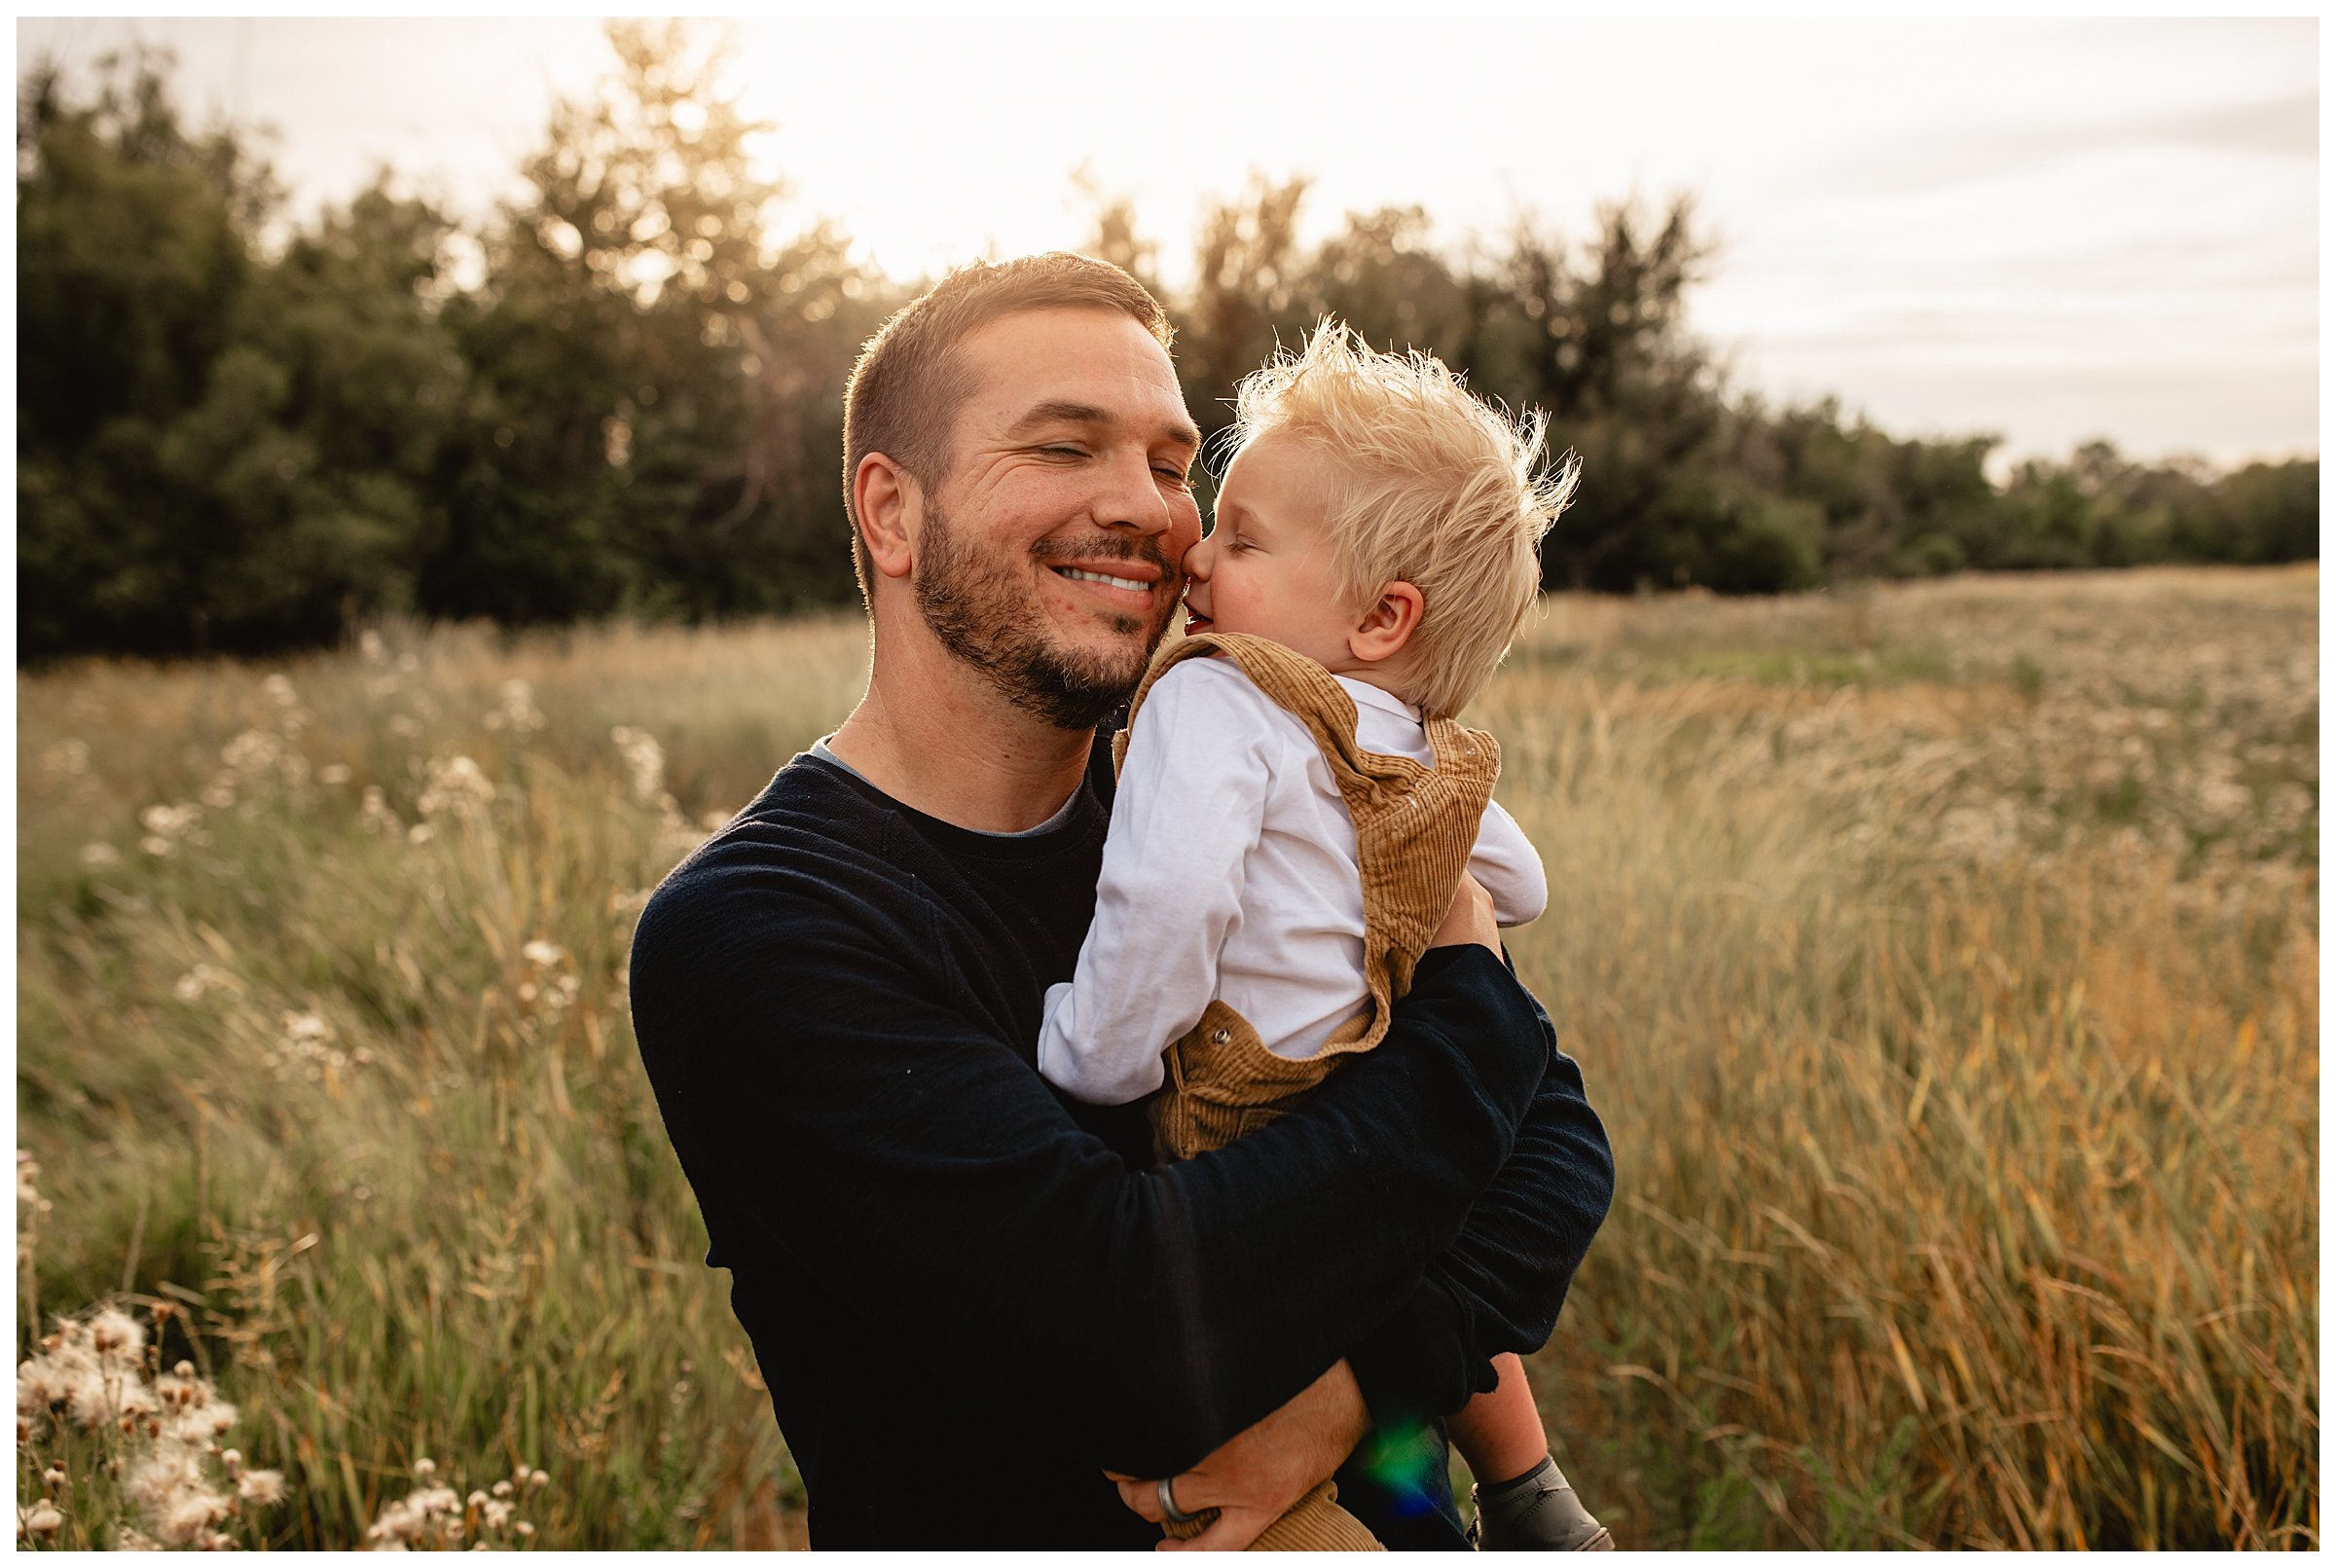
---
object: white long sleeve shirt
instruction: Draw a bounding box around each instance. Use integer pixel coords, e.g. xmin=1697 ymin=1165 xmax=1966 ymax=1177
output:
xmin=1036 ymin=656 xmax=1548 ymax=1107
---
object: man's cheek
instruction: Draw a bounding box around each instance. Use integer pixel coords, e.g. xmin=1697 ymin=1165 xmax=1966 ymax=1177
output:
xmin=1168 ymin=498 xmax=1204 ymax=562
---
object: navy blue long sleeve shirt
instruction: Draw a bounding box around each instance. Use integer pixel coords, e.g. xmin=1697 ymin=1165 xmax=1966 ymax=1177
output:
xmin=629 ymin=739 xmax=1612 ymax=1549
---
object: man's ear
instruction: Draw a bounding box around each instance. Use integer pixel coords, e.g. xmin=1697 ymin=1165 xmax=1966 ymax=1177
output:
xmin=1349 ymin=580 xmax=1424 ymax=665
xmin=852 ymin=454 xmax=919 ymax=583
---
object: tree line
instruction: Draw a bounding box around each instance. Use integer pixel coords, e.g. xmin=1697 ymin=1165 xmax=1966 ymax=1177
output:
xmin=18 ymin=24 xmax=2318 ymax=662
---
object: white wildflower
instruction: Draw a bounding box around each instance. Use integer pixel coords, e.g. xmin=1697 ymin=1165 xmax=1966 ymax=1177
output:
xmin=140 ymin=803 xmax=202 ymax=839
xmin=17 ymin=1352 xmax=80 ymax=1416
xmin=79 ymin=843 xmax=123 ymax=868
xmin=522 ymin=940 xmax=565 ymax=968
xmin=610 ymin=726 xmax=666 ymax=803
xmin=89 ymin=1307 xmax=144 ymax=1364
xmin=360 ymin=786 xmax=402 ymax=838
xmin=123 ymin=1440 xmax=209 ymax=1518
xmin=486 ymin=679 xmax=546 ymax=735
xmin=417 ymin=755 xmax=496 ymax=820
xmin=236 ymin=1469 xmax=285 ymax=1507
xmin=156 ymin=1487 xmax=232 ymax=1550
xmin=167 ymin=1399 xmax=238 ymax=1444
xmin=221 ymin=728 xmax=309 ymax=789
xmin=22 ymin=1500 xmax=62 ymax=1538
xmin=174 ymin=965 xmax=227 ymax=1003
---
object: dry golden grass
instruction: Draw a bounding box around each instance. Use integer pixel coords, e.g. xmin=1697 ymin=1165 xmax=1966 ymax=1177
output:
xmin=17 ymin=566 xmax=2317 ymax=1548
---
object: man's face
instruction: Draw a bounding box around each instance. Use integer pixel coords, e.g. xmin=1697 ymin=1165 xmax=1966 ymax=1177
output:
xmin=909 ymin=308 xmax=1203 ymax=729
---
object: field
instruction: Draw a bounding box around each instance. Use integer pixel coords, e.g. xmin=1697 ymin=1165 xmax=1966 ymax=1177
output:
xmin=17 ymin=565 xmax=2318 ymax=1549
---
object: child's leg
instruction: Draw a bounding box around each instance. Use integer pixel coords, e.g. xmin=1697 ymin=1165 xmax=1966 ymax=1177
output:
xmin=1449 ymin=1352 xmax=1550 ymax=1486
xmin=1452 ymin=1353 xmax=1613 ymax=1550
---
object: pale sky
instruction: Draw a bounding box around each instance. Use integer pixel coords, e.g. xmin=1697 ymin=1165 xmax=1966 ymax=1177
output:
xmin=15 ymin=16 xmax=2320 ymax=472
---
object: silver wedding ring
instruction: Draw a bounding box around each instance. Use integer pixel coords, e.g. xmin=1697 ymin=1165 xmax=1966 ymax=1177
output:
xmin=1157 ymin=1475 xmax=1201 ymax=1524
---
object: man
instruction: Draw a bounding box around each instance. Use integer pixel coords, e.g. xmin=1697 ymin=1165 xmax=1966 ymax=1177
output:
xmin=630 ymin=254 xmax=1613 ymax=1549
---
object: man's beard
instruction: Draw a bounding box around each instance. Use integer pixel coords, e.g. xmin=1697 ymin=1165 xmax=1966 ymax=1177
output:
xmin=912 ymin=497 xmax=1180 ymax=731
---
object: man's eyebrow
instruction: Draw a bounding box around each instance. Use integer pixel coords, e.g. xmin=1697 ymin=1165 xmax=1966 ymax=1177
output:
xmin=1005 ymin=400 xmax=1201 ymax=451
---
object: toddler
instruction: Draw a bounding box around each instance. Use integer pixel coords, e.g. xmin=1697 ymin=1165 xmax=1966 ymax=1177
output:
xmin=1036 ymin=322 xmax=1607 ymax=1550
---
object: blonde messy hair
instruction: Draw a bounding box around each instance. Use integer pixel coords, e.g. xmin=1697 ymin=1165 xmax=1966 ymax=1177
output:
xmin=1223 ymin=319 xmax=1579 ymax=715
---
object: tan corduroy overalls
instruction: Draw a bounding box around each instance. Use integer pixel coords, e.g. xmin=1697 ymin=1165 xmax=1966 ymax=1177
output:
xmin=1113 ymin=633 xmax=1501 ymax=1552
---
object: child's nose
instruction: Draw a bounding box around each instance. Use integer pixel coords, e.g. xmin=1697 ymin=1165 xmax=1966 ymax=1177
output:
xmin=1182 ymin=534 xmax=1214 ymax=581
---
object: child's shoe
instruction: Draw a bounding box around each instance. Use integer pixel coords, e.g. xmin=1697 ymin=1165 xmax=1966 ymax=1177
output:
xmin=1468 ymin=1455 xmax=1612 ymax=1550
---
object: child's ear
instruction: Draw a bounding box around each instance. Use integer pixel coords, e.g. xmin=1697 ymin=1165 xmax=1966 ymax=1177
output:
xmin=1349 ymin=580 xmax=1424 ymax=665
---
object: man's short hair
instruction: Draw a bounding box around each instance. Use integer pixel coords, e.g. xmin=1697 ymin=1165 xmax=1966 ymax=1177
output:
xmin=1224 ymin=319 xmax=1580 ymax=716
xmin=841 ymin=253 xmax=1175 ymax=601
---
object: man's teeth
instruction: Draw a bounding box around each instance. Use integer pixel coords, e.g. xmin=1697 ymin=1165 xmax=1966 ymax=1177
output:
xmin=1058 ymin=567 xmax=1149 ymax=593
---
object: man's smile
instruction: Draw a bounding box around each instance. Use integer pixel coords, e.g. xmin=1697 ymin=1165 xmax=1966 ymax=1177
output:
xmin=1040 ymin=553 xmax=1175 ymax=618
xmin=1054 ymin=566 xmax=1152 ymax=593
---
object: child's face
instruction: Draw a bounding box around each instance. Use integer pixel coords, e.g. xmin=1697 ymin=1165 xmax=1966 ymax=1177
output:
xmin=1181 ymin=434 xmax=1366 ymax=671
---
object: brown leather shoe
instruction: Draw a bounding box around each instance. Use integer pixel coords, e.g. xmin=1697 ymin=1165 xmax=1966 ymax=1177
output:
xmin=1468 ymin=1455 xmax=1614 ymax=1550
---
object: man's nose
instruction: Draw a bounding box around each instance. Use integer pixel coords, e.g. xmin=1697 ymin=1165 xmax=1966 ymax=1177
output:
xmin=1096 ymin=451 xmax=1177 ymax=541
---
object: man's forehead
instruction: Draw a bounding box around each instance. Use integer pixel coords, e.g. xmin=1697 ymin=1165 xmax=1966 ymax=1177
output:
xmin=957 ymin=308 xmax=1195 ymax=439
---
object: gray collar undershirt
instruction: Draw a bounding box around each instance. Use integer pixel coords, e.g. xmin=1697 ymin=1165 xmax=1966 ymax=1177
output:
xmin=810 ymin=735 xmax=1082 ymax=839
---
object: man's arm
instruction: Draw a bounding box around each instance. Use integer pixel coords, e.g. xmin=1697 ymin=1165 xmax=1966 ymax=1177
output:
xmin=1338 ymin=966 xmax=1614 ymax=1431
xmin=630 ymin=859 xmax=1549 ymax=1480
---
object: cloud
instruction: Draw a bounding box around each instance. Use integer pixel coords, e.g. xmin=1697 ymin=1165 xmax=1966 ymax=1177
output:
xmin=1806 ymin=91 xmax=2316 ymax=201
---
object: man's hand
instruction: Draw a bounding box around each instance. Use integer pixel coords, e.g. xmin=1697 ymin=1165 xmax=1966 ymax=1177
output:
xmin=1430 ymin=870 xmax=1500 ymax=954
xmin=1106 ymin=1360 xmax=1370 ymax=1550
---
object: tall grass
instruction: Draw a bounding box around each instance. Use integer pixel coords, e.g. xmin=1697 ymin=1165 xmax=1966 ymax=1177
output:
xmin=18 ymin=569 xmax=2317 ymax=1548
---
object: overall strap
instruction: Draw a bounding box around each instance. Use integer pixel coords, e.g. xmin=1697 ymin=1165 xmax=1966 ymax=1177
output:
xmin=1116 ymin=633 xmax=1503 ymax=1057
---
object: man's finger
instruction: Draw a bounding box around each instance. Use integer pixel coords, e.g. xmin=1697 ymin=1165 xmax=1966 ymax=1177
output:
xmin=1113 ymin=1477 xmax=1166 ymax=1523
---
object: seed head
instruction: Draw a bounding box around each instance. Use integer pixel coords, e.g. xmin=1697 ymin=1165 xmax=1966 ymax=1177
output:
xmin=89 ymin=1307 xmax=145 ymax=1362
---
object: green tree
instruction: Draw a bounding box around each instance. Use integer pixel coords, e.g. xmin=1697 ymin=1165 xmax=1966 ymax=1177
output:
xmin=18 ymin=54 xmax=463 ymax=656
xmin=1176 ymin=172 xmax=1317 ymax=452
xmin=439 ymin=20 xmax=891 ymax=626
